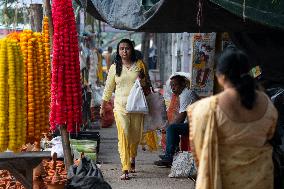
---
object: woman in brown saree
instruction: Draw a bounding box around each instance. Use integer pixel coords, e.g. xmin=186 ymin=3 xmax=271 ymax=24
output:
xmin=187 ymin=46 xmax=278 ymax=189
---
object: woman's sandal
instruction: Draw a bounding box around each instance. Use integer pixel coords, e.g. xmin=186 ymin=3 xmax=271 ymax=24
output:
xmin=120 ymin=171 xmax=130 ymax=180
xmin=130 ymin=159 xmax=136 ymax=173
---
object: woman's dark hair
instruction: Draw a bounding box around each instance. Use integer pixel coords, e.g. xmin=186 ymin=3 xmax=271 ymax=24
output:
xmin=216 ymin=46 xmax=256 ymax=109
xmin=114 ymin=38 xmax=137 ymax=76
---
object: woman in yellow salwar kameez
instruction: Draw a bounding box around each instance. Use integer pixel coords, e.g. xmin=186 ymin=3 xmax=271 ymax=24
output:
xmin=100 ymin=39 xmax=152 ymax=180
xmin=187 ymin=46 xmax=278 ymax=189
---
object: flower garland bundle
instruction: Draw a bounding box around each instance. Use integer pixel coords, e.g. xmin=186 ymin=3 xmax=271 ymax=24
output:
xmin=0 ymin=38 xmax=25 ymax=152
xmin=19 ymin=30 xmax=33 ymax=142
xmin=7 ymin=39 xmax=18 ymax=151
xmin=33 ymin=34 xmax=41 ymax=141
xmin=50 ymin=0 xmax=82 ymax=132
xmin=37 ymin=33 xmax=50 ymax=134
xmin=0 ymin=39 xmax=8 ymax=152
xmin=26 ymin=37 xmax=36 ymax=142
xmin=34 ymin=32 xmax=49 ymax=140
xmin=4 ymin=29 xmax=51 ymax=145
xmin=13 ymin=38 xmax=25 ymax=147
xmin=18 ymin=30 xmax=50 ymax=142
xmin=42 ymin=16 xmax=51 ymax=129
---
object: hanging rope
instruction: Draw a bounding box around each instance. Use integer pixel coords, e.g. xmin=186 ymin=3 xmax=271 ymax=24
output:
xmin=196 ymin=0 xmax=204 ymax=29
xmin=242 ymin=0 xmax=246 ymax=22
xmin=43 ymin=0 xmax=46 ymax=16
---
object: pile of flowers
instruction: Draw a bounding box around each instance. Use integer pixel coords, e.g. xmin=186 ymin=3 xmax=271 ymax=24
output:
xmin=0 ymin=170 xmax=25 ymax=189
xmin=42 ymin=154 xmax=67 ymax=187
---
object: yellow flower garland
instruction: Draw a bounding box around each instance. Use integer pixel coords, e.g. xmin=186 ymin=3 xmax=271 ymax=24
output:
xmin=26 ymin=37 xmax=35 ymax=142
xmin=0 ymin=38 xmax=25 ymax=152
xmin=43 ymin=17 xmax=51 ymax=130
xmin=0 ymin=27 xmax=52 ymax=151
xmin=0 ymin=39 xmax=8 ymax=152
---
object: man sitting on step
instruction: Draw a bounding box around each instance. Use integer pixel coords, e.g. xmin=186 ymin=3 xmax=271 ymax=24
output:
xmin=154 ymin=73 xmax=199 ymax=167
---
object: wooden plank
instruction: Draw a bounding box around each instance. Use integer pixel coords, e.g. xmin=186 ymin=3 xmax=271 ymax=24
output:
xmin=0 ymin=151 xmax=51 ymax=160
xmin=0 ymin=151 xmax=51 ymax=189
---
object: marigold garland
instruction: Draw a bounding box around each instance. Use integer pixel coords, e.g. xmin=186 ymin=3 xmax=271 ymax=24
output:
xmin=0 ymin=39 xmax=8 ymax=152
xmin=0 ymin=23 xmax=52 ymax=149
xmin=13 ymin=29 xmax=51 ymax=143
xmin=0 ymin=38 xmax=25 ymax=152
xmin=43 ymin=16 xmax=51 ymax=130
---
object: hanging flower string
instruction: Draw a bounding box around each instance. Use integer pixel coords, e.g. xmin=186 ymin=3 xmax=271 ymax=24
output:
xmin=0 ymin=38 xmax=26 ymax=152
xmin=43 ymin=16 xmax=52 ymax=129
xmin=50 ymin=0 xmax=82 ymax=132
xmin=17 ymin=29 xmax=51 ymax=143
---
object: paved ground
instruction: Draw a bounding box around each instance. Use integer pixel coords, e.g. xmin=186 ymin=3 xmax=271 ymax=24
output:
xmin=98 ymin=126 xmax=195 ymax=189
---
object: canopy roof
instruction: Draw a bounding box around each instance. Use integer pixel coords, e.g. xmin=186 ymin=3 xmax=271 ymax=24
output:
xmin=77 ymin=0 xmax=283 ymax=32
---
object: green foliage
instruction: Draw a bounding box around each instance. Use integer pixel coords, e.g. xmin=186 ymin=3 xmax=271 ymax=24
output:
xmin=0 ymin=0 xmax=26 ymax=26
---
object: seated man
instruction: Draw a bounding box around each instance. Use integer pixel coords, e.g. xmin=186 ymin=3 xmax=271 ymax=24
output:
xmin=154 ymin=74 xmax=199 ymax=167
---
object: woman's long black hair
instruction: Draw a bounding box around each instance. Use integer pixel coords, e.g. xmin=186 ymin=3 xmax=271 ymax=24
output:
xmin=216 ymin=46 xmax=257 ymax=110
xmin=115 ymin=39 xmax=138 ymax=77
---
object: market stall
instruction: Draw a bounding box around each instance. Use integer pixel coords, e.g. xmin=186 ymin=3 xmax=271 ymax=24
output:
xmin=0 ymin=0 xmax=94 ymax=187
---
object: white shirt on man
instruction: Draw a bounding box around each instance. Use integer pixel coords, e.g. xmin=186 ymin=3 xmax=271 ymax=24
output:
xmin=179 ymin=88 xmax=199 ymax=113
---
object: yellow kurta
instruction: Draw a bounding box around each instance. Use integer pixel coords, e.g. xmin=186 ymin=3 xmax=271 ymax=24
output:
xmin=102 ymin=60 xmax=144 ymax=171
xmin=187 ymin=95 xmax=278 ymax=189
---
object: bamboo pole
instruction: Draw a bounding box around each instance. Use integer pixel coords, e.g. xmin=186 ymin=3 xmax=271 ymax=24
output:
xmin=59 ymin=125 xmax=73 ymax=171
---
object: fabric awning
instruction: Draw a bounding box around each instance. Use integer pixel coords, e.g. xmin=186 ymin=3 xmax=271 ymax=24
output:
xmin=77 ymin=0 xmax=283 ymax=32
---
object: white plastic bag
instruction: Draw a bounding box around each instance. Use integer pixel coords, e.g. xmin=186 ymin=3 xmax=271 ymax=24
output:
xmin=91 ymin=86 xmax=104 ymax=107
xmin=50 ymin=136 xmax=64 ymax=158
xmin=126 ymin=79 xmax=148 ymax=114
xmin=144 ymin=92 xmax=167 ymax=132
xmin=168 ymin=151 xmax=197 ymax=178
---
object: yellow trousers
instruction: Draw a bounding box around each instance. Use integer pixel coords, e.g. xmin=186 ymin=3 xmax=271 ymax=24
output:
xmin=114 ymin=111 xmax=144 ymax=171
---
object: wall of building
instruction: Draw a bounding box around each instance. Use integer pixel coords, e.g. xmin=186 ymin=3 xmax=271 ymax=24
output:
xmin=154 ymin=32 xmax=192 ymax=85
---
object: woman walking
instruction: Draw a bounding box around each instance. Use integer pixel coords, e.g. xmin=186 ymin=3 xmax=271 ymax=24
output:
xmin=100 ymin=39 xmax=151 ymax=180
xmin=188 ymin=46 xmax=278 ymax=189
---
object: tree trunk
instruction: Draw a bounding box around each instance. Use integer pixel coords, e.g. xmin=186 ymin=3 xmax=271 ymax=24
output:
xmin=30 ymin=4 xmax=43 ymax=32
xmin=141 ymin=32 xmax=151 ymax=67
xmin=59 ymin=125 xmax=73 ymax=171
xmin=44 ymin=0 xmax=54 ymax=50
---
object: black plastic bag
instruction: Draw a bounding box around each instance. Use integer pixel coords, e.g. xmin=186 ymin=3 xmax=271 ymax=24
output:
xmin=266 ymin=87 xmax=284 ymax=146
xmin=67 ymin=156 xmax=112 ymax=189
xmin=266 ymin=86 xmax=284 ymax=189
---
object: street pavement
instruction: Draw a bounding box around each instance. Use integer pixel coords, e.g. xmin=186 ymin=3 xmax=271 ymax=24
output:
xmin=98 ymin=126 xmax=195 ymax=189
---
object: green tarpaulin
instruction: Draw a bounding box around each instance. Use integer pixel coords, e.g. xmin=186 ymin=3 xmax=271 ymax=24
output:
xmin=211 ymin=0 xmax=284 ymax=30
